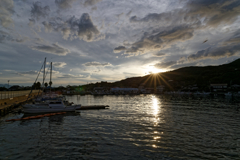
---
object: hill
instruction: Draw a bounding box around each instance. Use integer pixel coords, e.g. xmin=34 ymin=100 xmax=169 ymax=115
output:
xmin=82 ymin=58 xmax=240 ymax=91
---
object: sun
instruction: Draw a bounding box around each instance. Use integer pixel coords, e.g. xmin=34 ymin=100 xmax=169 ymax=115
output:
xmin=147 ymin=66 xmax=166 ymax=74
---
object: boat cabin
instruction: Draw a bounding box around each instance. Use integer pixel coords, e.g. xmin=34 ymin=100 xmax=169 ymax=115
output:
xmin=48 ymin=101 xmax=65 ymax=108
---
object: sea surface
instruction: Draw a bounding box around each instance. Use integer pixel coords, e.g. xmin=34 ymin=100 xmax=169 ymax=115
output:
xmin=0 ymin=95 xmax=240 ymax=160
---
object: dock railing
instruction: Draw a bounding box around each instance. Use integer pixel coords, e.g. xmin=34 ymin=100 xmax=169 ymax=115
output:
xmin=0 ymin=90 xmax=39 ymax=100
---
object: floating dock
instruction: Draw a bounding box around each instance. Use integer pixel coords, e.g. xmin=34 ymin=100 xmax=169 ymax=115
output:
xmin=77 ymin=105 xmax=109 ymax=110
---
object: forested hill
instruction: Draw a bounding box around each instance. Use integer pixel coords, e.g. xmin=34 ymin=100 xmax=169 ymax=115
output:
xmin=84 ymin=58 xmax=240 ymax=91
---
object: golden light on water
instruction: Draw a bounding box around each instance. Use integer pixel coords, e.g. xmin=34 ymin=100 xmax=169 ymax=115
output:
xmin=152 ymin=144 xmax=157 ymax=148
xmin=152 ymin=95 xmax=160 ymax=116
xmin=151 ymin=96 xmax=162 ymax=149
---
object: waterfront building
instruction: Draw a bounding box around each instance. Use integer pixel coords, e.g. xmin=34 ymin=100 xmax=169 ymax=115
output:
xmin=210 ymin=84 xmax=228 ymax=92
xmin=110 ymin=87 xmax=139 ymax=94
xmin=156 ymin=85 xmax=165 ymax=93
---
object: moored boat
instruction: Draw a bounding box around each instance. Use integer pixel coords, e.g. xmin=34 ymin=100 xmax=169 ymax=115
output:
xmin=23 ymin=100 xmax=81 ymax=113
xmin=24 ymin=58 xmax=81 ymax=113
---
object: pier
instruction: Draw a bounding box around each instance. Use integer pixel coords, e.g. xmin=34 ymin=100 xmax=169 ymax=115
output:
xmin=0 ymin=92 xmax=40 ymax=116
xmin=77 ymin=105 xmax=109 ymax=110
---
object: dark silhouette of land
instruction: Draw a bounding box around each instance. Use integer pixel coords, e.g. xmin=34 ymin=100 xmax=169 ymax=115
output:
xmin=81 ymin=58 xmax=240 ymax=92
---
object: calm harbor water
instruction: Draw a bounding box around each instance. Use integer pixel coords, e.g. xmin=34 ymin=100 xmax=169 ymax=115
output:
xmin=0 ymin=95 xmax=240 ymax=160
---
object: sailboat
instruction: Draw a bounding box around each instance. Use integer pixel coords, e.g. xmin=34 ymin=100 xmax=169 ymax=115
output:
xmin=23 ymin=59 xmax=81 ymax=113
xmin=23 ymin=100 xmax=81 ymax=113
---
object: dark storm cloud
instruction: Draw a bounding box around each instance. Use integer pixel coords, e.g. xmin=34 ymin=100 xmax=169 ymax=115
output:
xmin=78 ymin=13 xmax=100 ymax=41
xmin=46 ymin=62 xmax=67 ymax=68
xmin=28 ymin=18 xmax=35 ymax=26
xmin=113 ymin=46 xmax=126 ymax=53
xmin=58 ymin=74 xmax=89 ymax=78
xmin=222 ymin=35 xmax=240 ymax=46
xmin=0 ymin=30 xmax=26 ymax=43
xmin=31 ymin=1 xmax=50 ymax=21
xmin=42 ymin=13 xmax=101 ymax=42
xmin=154 ymin=61 xmax=177 ymax=69
xmin=130 ymin=0 xmax=240 ymax=27
xmin=130 ymin=10 xmax=184 ymax=24
xmin=188 ymin=44 xmax=240 ymax=61
xmin=55 ymin=0 xmax=76 ymax=9
xmin=186 ymin=0 xmax=240 ymax=27
xmin=0 ymin=0 xmax=14 ymax=28
xmin=84 ymin=0 xmax=102 ymax=7
xmin=17 ymin=70 xmax=38 ymax=76
xmin=94 ymin=69 xmax=101 ymax=72
xmin=83 ymin=61 xmax=112 ymax=67
xmin=188 ymin=33 xmax=240 ymax=61
xmin=57 ymin=74 xmax=77 ymax=78
xmin=115 ymin=26 xmax=194 ymax=56
xmin=53 ymin=62 xmax=67 ymax=68
xmin=121 ymin=0 xmax=240 ymax=56
xmin=152 ymin=52 xmax=165 ymax=57
xmin=30 ymin=43 xmax=70 ymax=56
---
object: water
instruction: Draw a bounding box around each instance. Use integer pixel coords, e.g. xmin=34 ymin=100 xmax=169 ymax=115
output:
xmin=0 ymin=95 xmax=240 ymax=159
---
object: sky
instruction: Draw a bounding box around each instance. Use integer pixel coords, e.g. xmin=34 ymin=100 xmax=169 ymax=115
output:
xmin=0 ymin=0 xmax=240 ymax=86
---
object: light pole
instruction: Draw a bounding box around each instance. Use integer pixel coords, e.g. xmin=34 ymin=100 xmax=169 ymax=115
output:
xmin=8 ymin=80 xmax=10 ymax=98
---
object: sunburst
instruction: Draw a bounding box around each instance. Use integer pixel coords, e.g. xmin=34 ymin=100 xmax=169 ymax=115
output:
xmin=147 ymin=66 xmax=166 ymax=74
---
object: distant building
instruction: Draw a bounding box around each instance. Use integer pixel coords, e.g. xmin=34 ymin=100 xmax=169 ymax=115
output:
xmin=210 ymin=84 xmax=228 ymax=92
xmin=94 ymin=87 xmax=108 ymax=92
xmin=111 ymin=87 xmax=139 ymax=93
xmin=138 ymin=83 xmax=145 ymax=90
xmin=231 ymin=84 xmax=240 ymax=92
xmin=231 ymin=84 xmax=240 ymax=89
xmin=145 ymin=88 xmax=155 ymax=93
xmin=156 ymin=85 xmax=165 ymax=93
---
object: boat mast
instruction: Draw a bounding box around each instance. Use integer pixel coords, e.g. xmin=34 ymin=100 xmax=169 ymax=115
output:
xmin=26 ymin=58 xmax=45 ymax=101
xmin=50 ymin=62 xmax=52 ymax=94
xmin=42 ymin=57 xmax=46 ymax=92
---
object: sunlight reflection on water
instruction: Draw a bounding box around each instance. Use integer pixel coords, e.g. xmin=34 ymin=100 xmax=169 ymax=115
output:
xmin=152 ymin=95 xmax=160 ymax=116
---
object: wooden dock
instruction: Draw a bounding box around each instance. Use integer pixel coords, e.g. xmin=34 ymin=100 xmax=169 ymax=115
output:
xmin=77 ymin=105 xmax=109 ymax=110
xmin=0 ymin=92 xmax=39 ymax=116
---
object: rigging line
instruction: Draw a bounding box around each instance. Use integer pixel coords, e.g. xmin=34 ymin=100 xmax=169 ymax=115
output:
xmin=35 ymin=62 xmax=45 ymax=84
xmin=36 ymin=63 xmax=51 ymax=98
xmin=27 ymin=60 xmax=45 ymax=101
xmin=41 ymin=64 xmax=51 ymax=87
xmin=38 ymin=64 xmax=51 ymax=97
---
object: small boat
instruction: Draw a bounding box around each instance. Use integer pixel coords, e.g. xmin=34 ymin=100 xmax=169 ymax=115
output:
xmin=23 ymin=100 xmax=81 ymax=113
xmin=24 ymin=58 xmax=81 ymax=113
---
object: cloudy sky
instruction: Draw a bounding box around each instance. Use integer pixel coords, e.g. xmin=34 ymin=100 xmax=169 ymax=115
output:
xmin=0 ymin=0 xmax=240 ymax=86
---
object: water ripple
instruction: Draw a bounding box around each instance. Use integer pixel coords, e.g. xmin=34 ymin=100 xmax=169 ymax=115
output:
xmin=0 ymin=95 xmax=240 ymax=159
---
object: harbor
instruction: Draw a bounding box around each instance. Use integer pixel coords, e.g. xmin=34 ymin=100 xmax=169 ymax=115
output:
xmin=0 ymin=58 xmax=239 ymax=159
xmin=1 ymin=0 xmax=240 ymax=159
